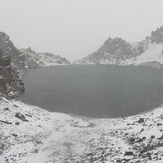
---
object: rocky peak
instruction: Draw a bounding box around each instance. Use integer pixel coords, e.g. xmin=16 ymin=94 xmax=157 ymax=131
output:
xmin=98 ymin=37 xmax=135 ymax=56
xmin=151 ymin=26 xmax=163 ymax=44
xmin=26 ymin=47 xmax=35 ymax=53
xmin=76 ymin=37 xmax=146 ymax=64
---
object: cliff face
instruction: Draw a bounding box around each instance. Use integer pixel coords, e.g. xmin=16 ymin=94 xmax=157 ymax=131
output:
xmin=0 ymin=32 xmax=27 ymax=77
xmin=0 ymin=46 xmax=24 ymax=98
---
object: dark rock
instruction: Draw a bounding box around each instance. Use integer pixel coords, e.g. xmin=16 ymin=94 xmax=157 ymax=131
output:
xmin=35 ymin=140 xmax=42 ymax=144
xmin=0 ymin=119 xmax=12 ymax=124
xmin=138 ymin=118 xmax=144 ymax=123
xmin=0 ymin=144 xmax=5 ymax=149
xmin=157 ymin=123 xmax=162 ymax=126
xmin=3 ymin=107 xmax=9 ymax=111
xmin=128 ymin=137 xmax=135 ymax=144
xmin=25 ymin=114 xmax=32 ymax=117
xmin=33 ymin=149 xmax=39 ymax=153
xmin=136 ymin=137 xmax=145 ymax=143
xmin=15 ymin=122 xmax=20 ymax=125
xmin=15 ymin=112 xmax=28 ymax=122
xmin=124 ymin=151 xmax=134 ymax=156
xmin=151 ymin=135 xmax=155 ymax=139
xmin=12 ymin=134 xmax=18 ymax=137
xmin=146 ymin=152 xmax=152 ymax=160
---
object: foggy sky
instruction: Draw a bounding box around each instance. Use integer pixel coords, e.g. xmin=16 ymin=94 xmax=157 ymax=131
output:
xmin=0 ymin=0 xmax=163 ymax=61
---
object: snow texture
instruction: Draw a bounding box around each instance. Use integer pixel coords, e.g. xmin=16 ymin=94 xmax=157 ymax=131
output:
xmin=0 ymin=98 xmax=162 ymax=163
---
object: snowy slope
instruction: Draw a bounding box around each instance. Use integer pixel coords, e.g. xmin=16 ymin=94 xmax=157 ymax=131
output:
xmin=0 ymin=98 xmax=162 ymax=163
xmin=134 ymin=43 xmax=163 ymax=66
xmin=103 ymin=42 xmax=163 ymax=68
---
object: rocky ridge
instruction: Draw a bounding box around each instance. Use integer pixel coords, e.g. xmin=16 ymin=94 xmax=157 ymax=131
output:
xmin=20 ymin=47 xmax=70 ymax=68
xmin=75 ymin=26 xmax=163 ymax=68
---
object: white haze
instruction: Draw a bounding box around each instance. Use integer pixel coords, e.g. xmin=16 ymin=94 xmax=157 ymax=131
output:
xmin=0 ymin=0 xmax=163 ymax=61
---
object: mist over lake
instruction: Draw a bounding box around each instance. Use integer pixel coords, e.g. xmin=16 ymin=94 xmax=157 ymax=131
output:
xmin=21 ymin=65 xmax=163 ymax=118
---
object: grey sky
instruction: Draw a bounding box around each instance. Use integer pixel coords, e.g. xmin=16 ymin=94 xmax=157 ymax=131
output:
xmin=0 ymin=0 xmax=163 ymax=61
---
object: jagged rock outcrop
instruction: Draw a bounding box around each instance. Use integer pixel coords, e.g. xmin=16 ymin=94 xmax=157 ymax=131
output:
xmin=75 ymin=26 xmax=163 ymax=68
xmin=0 ymin=45 xmax=24 ymax=98
xmin=0 ymin=32 xmax=27 ymax=77
xmin=151 ymin=26 xmax=163 ymax=44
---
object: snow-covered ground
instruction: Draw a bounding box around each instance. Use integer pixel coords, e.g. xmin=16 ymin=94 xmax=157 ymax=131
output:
xmin=0 ymin=98 xmax=162 ymax=163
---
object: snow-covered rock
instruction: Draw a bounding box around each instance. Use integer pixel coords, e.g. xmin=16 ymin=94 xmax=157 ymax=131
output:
xmin=75 ymin=26 xmax=163 ymax=69
xmin=20 ymin=47 xmax=70 ymax=68
xmin=0 ymin=98 xmax=162 ymax=163
xmin=0 ymin=33 xmax=24 ymax=98
xmin=0 ymin=32 xmax=27 ymax=77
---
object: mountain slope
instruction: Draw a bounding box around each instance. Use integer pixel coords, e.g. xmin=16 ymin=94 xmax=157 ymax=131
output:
xmin=75 ymin=26 xmax=163 ymax=68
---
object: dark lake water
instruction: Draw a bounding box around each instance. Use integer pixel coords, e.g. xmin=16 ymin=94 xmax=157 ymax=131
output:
xmin=21 ymin=65 xmax=163 ymax=118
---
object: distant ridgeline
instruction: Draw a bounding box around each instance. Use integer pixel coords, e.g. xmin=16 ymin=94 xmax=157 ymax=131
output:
xmin=0 ymin=32 xmax=70 ymax=98
xmin=75 ymin=26 xmax=163 ymax=67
